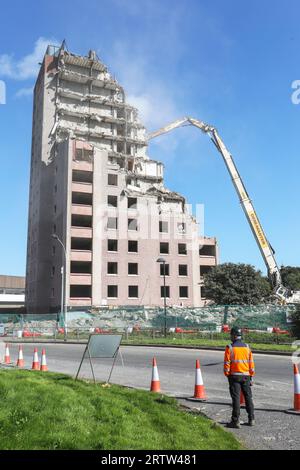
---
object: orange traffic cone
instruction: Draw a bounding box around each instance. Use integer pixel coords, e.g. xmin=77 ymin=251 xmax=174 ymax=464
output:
xmin=16 ymin=345 xmax=25 ymax=368
xmin=40 ymin=349 xmax=48 ymax=372
xmin=31 ymin=347 xmax=40 ymax=370
xmin=187 ymin=359 xmax=207 ymax=401
xmin=294 ymin=364 xmax=300 ymax=412
xmin=285 ymin=364 xmax=300 ymax=415
xmin=4 ymin=344 xmax=11 ymax=364
xmin=150 ymin=357 xmax=161 ymax=392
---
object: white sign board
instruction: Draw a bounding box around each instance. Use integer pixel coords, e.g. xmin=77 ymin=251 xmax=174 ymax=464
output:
xmin=88 ymin=334 xmax=122 ymax=358
xmin=75 ymin=334 xmax=123 ymax=384
xmin=0 ymin=341 xmax=5 ymax=363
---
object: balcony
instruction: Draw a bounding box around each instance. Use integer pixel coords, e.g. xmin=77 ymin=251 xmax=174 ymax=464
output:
xmin=71 ymin=238 xmax=92 ymax=250
xmin=72 ymin=182 xmax=92 ymax=194
xmin=71 ymin=213 xmax=93 ymax=239
xmin=71 ymin=204 xmax=92 ymax=216
xmin=71 ymin=261 xmax=92 ymax=273
xmin=71 ymin=250 xmax=92 ymax=262
xmin=71 ymin=214 xmax=92 ymax=228
xmin=72 ymin=169 xmax=93 ymax=183
xmin=70 ymin=274 xmax=92 ymax=285
xmin=71 ymin=227 xmax=92 ymax=238
xmin=199 ymin=256 xmax=216 ymax=266
xmin=69 ymin=284 xmax=92 ymax=305
xmin=72 ymin=192 xmax=92 ymax=205
xmin=199 ymin=242 xmax=216 ymax=267
xmin=69 ymin=297 xmax=92 ymax=306
xmin=72 ymin=161 xmax=93 ymax=172
xmin=199 ymin=245 xmax=216 ymax=256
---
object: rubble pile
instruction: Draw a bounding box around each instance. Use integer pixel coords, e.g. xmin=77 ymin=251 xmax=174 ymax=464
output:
xmin=0 ymin=304 xmax=295 ymax=333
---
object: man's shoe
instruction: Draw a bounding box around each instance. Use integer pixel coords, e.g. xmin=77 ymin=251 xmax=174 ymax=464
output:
xmin=248 ymin=419 xmax=255 ymax=426
xmin=227 ymin=421 xmax=241 ymax=429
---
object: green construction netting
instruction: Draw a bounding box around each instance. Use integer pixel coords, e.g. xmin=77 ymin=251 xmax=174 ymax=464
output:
xmin=0 ymin=304 xmax=296 ymax=331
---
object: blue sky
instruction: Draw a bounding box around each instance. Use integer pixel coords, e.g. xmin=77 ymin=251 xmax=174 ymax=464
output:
xmin=0 ymin=0 xmax=300 ymax=277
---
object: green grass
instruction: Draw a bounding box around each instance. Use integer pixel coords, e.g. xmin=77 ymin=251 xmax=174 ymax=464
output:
xmin=0 ymin=370 xmax=242 ymax=450
xmin=122 ymin=337 xmax=293 ymax=352
xmin=24 ymin=335 xmax=293 ymax=352
xmin=20 ymin=330 xmax=295 ymax=352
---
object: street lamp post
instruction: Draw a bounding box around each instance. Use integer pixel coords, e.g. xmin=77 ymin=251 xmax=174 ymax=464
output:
xmin=157 ymin=257 xmax=167 ymax=338
xmin=52 ymin=234 xmax=67 ymax=341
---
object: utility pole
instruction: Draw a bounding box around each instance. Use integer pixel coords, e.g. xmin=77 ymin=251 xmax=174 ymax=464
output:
xmin=157 ymin=257 xmax=167 ymax=338
xmin=52 ymin=234 xmax=67 ymax=341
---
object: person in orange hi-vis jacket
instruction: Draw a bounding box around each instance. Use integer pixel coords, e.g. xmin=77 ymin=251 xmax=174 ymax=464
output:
xmin=224 ymin=327 xmax=255 ymax=428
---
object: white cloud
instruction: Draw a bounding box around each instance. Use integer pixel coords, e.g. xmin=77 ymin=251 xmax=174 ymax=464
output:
xmin=0 ymin=54 xmax=14 ymax=77
xmin=127 ymin=89 xmax=180 ymax=131
xmin=0 ymin=37 xmax=60 ymax=80
xmin=108 ymin=42 xmax=182 ymax=132
xmin=15 ymin=87 xmax=34 ymax=98
xmin=103 ymin=0 xmax=189 ymax=133
xmin=105 ymin=35 xmax=187 ymax=163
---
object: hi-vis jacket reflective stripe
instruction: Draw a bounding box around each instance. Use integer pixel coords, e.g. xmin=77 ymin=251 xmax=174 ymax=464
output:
xmin=224 ymin=340 xmax=255 ymax=377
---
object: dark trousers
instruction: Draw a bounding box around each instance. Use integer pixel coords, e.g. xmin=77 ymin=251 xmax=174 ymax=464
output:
xmin=228 ymin=375 xmax=255 ymax=422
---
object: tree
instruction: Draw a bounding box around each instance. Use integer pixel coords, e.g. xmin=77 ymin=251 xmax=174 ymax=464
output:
xmin=203 ymin=263 xmax=272 ymax=305
xmin=280 ymin=266 xmax=300 ymax=292
xmin=290 ymin=304 xmax=300 ymax=339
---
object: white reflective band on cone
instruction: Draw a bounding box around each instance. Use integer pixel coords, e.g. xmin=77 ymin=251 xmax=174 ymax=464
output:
xmin=152 ymin=366 xmax=159 ymax=382
xmin=295 ymin=372 xmax=300 ymax=394
xmin=195 ymin=367 xmax=204 ymax=386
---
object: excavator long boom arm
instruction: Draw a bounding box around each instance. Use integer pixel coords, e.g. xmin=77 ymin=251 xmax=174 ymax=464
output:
xmin=148 ymin=117 xmax=288 ymax=301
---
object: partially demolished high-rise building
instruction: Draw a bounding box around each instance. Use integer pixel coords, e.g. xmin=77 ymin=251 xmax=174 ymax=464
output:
xmin=25 ymin=44 xmax=218 ymax=313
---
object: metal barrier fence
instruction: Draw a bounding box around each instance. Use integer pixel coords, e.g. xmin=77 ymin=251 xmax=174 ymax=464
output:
xmin=1 ymin=326 xmax=296 ymax=345
xmin=0 ymin=304 xmax=297 ymax=343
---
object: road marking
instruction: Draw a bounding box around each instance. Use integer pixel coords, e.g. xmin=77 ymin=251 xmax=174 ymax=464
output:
xmin=271 ymin=380 xmax=290 ymax=386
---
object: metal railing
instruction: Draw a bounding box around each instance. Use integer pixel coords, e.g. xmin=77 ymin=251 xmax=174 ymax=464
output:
xmin=1 ymin=326 xmax=295 ymax=346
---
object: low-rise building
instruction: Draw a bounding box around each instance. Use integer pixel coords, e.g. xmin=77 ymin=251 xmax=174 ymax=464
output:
xmin=0 ymin=275 xmax=25 ymax=312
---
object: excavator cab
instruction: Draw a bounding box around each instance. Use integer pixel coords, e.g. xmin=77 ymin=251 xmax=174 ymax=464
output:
xmin=275 ymin=285 xmax=290 ymax=304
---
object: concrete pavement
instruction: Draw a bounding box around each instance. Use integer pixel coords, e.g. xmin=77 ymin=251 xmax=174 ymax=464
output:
xmin=1 ymin=343 xmax=299 ymax=450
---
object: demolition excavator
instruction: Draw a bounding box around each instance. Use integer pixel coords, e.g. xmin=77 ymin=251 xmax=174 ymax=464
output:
xmin=148 ymin=117 xmax=298 ymax=304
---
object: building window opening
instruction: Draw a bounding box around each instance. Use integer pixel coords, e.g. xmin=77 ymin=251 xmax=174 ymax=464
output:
xmin=160 ymin=242 xmax=169 ymax=254
xmin=108 ymin=195 xmax=118 ymax=208
xmin=160 ymin=286 xmax=170 ymax=298
xmin=107 ymin=217 xmax=118 ymax=229
xmin=178 ymin=243 xmax=187 ymax=255
xmin=128 ymin=197 xmax=137 ymax=209
xmin=128 ymin=240 xmax=138 ymax=252
xmin=159 ymin=221 xmax=168 ymax=233
xmin=160 ymin=264 xmax=169 ymax=276
xmin=179 ymin=286 xmax=188 ymax=298
xmin=128 ymin=263 xmax=138 ymax=275
xmin=108 ymin=174 xmax=118 ymax=186
xmin=107 ymin=262 xmax=118 ymax=275
xmin=179 ymin=265 xmax=188 ymax=276
xmin=108 ymin=239 xmax=118 ymax=251
xmin=128 ymin=285 xmax=138 ymax=298
xmin=107 ymin=285 xmax=118 ymax=298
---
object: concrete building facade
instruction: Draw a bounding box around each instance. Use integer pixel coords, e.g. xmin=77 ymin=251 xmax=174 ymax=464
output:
xmin=25 ymin=44 xmax=218 ymax=313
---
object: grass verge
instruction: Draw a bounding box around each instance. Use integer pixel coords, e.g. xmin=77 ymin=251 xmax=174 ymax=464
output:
xmin=122 ymin=337 xmax=293 ymax=352
xmin=0 ymin=370 xmax=242 ymax=450
xmin=18 ymin=336 xmax=293 ymax=352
